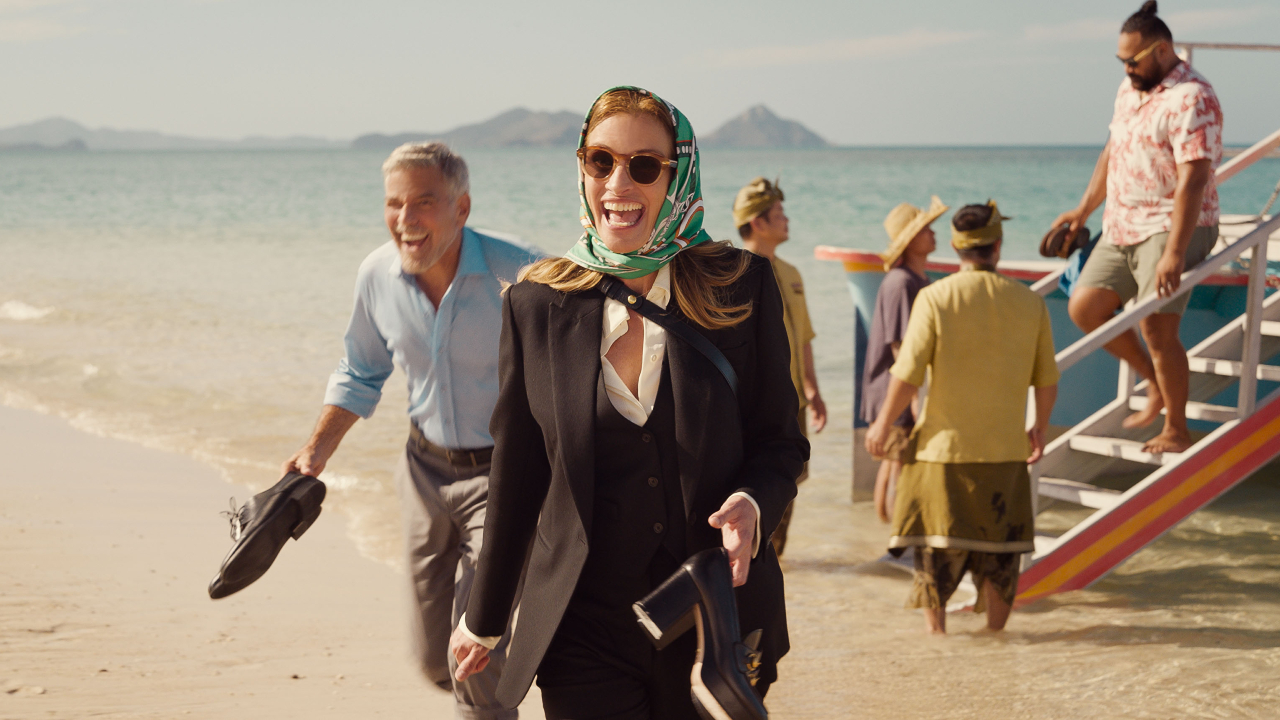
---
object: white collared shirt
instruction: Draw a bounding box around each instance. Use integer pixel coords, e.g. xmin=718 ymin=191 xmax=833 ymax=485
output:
xmin=600 ymin=265 xmax=673 ymax=425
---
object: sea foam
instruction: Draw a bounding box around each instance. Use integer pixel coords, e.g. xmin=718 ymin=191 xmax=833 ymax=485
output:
xmin=0 ymin=301 xmax=54 ymax=321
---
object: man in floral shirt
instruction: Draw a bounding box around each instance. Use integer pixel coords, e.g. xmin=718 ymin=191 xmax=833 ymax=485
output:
xmin=1054 ymin=1 xmax=1221 ymax=454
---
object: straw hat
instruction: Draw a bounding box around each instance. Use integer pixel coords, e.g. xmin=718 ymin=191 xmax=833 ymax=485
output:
xmin=733 ymin=177 xmax=784 ymax=228
xmin=881 ymin=196 xmax=948 ymax=271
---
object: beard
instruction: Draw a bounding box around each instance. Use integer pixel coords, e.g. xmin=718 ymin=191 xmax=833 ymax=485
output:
xmin=397 ymin=246 xmax=441 ymax=275
xmin=1127 ymin=70 xmax=1161 ymax=92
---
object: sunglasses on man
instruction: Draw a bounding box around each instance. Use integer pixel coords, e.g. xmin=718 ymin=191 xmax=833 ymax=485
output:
xmin=1117 ymin=39 xmax=1163 ymax=68
xmin=577 ymin=146 xmax=676 ymax=186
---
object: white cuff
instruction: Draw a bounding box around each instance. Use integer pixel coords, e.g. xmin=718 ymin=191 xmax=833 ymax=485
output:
xmin=457 ymin=613 xmax=501 ymax=650
xmin=728 ymin=491 xmax=762 ymax=558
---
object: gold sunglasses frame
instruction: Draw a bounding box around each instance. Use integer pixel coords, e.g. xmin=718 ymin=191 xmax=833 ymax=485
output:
xmin=1118 ymin=39 xmax=1163 ymax=68
xmin=576 ymin=146 xmax=677 ymax=186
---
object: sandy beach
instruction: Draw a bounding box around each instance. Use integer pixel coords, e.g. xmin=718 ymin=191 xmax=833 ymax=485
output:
xmin=8 ymin=400 xmax=1280 ymax=719
xmin=12 ymin=397 xmax=1280 ymax=717
xmin=0 ymin=405 xmax=544 ymax=720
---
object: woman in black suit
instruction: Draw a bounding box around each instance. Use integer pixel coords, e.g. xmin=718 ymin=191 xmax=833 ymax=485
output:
xmin=450 ymin=86 xmax=808 ymax=720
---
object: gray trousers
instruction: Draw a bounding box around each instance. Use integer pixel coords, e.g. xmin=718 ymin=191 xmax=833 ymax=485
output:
xmin=396 ymin=440 xmax=517 ymax=720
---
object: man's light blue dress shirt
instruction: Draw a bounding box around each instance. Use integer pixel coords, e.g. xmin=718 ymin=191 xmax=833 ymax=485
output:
xmin=324 ymin=227 xmax=543 ymax=449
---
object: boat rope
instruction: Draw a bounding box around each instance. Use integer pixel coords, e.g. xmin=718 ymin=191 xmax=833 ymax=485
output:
xmin=1221 ymin=175 xmax=1280 ymax=224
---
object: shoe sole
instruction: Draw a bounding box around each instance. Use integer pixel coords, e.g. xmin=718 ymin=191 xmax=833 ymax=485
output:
xmin=689 ymin=605 xmax=767 ymax=720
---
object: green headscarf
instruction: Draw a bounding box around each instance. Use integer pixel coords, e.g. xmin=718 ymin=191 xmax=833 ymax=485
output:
xmin=564 ymin=86 xmax=713 ymax=279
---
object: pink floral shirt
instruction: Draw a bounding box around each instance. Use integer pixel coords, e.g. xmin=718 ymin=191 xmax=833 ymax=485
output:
xmin=1103 ymin=62 xmax=1222 ymax=247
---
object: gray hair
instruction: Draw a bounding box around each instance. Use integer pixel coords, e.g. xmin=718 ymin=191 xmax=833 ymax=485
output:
xmin=381 ymin=142 xmax=470 ymax=198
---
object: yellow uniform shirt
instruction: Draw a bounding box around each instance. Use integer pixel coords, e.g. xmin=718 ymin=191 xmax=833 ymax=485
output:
xmin=771 ymin=257 xmax=816 ymax=408
xmin=890 ymin=269 xmax=1059 ymax=464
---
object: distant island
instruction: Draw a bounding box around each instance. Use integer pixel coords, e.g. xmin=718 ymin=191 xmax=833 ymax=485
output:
xmin=0 ymin=105 xmax=830 ymax=152
xmin=0 ymin=138 xmax=87 ymax=153
xmin=702 ymin=105 xmax=829 ymax=149
xmin=352 ymin=108 xmax=583 ymax=150
xmin=354 ymin=104 xmax=830 ymax=150
xmin=0 ymin=118 xmax=345 ymax=152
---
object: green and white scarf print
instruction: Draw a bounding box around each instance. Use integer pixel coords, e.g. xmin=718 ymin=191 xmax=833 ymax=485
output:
xmin=564 ymin=86 xmax=713 ymax=279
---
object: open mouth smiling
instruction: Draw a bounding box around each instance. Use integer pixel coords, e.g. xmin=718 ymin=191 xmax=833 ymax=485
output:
xmin=399 ymin=231 xmax=428 ymax=250
xmin=603 ymin=200 xmax=644 ymax=229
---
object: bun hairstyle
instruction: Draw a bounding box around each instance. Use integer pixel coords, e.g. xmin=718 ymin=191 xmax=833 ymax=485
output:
xmin=1121 ymin=1 xmax=1173 ymax=42
xmin=951 ymin=204 xmax=999 ymax=262
xmin=951 ymin=204 xmax=994 ymax=232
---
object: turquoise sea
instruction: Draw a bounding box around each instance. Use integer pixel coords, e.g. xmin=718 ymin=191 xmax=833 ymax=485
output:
xmin=6 ymin=147 xmax=1280 ymax=716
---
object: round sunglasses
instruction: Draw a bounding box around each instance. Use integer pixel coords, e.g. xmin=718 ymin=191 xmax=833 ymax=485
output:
xmin=577 ymin=146 xmax=676 ymax=186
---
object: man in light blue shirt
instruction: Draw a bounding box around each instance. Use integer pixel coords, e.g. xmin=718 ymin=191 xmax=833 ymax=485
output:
xmin=284 ymin=142 xmax=541 ymax=720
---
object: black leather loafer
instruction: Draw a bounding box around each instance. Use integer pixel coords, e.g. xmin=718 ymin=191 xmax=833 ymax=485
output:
xmin=207 ymin=472 xmax=325 ymax=600
xmin=1039 ymin=223 xmax=1091 ymax=259
xmin=634 ymin=548 xmax=768 ymax=720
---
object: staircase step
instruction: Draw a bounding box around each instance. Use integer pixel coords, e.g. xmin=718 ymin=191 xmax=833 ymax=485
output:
xmin=1260 ymin=321 xmax=1280 ymax=337
xmin=1187 ymin=357 xmax=1280 ymax=382
xmin=1127 ymin=396 xmax=1237 ymax=423
xmin=1067 ymin=435 xmax=1185 ymax=465
xmin=1037 ymin=477 xmax=1124 ymax=509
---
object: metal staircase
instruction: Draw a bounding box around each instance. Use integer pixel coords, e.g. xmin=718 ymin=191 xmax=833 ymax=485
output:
xmin=1016 ymin=209 xmax=1280 ymax=605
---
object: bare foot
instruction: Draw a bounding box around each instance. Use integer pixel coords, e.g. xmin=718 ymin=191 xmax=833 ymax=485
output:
xmin=1142 ymin=427 xmax=1193 ymax=454
xmin=1123 ymin=393 xmax=1164 ymax=429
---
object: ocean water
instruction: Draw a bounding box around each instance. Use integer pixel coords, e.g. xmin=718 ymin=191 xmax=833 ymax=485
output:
xmin=4 ymin=147 xmax=1280 ymax=716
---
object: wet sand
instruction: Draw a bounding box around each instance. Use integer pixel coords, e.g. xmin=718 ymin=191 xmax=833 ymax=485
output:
xmin=5 ymin=403 xmax=1280 ymax=719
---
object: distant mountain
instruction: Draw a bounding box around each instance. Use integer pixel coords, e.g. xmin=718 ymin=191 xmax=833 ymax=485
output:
xmin=0 ymin=138 xmax=87 ymax=153
xmin=702 ymin=105 xmax=829 ymax=149
xmin=0 ymin=105 xmax=831 ymax=153
xmin=352 ymin=108 xmax=581 ymax=151
xmin=0 ymin=117 xmax=345 ymax=151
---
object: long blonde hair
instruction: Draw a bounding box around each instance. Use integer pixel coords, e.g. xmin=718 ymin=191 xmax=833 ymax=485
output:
xmin=518 ymin=241 xmax=753 ymax=330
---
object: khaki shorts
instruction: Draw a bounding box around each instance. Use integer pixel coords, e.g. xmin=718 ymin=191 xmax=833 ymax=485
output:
xmin=1076 ymin=225 xmax=1218 ymax=315
xmin=872 ymin=424 xmax=912 ymax=463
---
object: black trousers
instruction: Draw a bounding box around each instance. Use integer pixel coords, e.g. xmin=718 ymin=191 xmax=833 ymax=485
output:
xmin=536 ymin=548 xmax=698 ymax=720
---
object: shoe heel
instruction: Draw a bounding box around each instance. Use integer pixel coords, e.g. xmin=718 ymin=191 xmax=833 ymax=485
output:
xmin=288 ymin=478 xmax=326 ymax=540
xmin=633 ymin=566 xmax=700 ymax=649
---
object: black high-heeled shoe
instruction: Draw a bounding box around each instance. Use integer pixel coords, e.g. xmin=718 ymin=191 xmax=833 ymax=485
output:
xmin=633 ymin=548 xmax=768 ymax=720
xmin=207 ymin=472 xmax=325 ymax=600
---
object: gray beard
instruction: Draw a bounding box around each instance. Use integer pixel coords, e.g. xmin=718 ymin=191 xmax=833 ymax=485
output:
xmin=399 ymin=254 xmax=436 ymax=276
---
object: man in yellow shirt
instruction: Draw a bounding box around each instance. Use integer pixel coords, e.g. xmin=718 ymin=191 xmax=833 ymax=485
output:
xmin=734 ymin=177 xmax=826 ymax=556
xmin=866 ymin=201 xmax=1059 ymax=634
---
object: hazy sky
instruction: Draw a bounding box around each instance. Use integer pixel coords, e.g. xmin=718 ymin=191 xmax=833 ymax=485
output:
xmin=2 ymin=0 xmax=1277 ymax=145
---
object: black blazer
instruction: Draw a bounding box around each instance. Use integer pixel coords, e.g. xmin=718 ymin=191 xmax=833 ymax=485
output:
xmin=466 ymin=251 xmax=808 ymax=707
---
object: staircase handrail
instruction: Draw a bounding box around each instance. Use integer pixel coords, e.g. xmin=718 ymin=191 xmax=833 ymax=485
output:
xmin=1217 ymin=127 xmax=1280 ymax=184
xmin=1055 ymin=213 xmax=1280 ymax=373
xmin=1031 ymin=268 xmax=1066 ymax=297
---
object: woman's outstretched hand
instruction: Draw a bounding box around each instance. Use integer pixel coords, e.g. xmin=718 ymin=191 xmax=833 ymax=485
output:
xmin=708 ymin=495 xmax=757 ymax=587
xmin=449 ymin=625 xmax=491 ymax=683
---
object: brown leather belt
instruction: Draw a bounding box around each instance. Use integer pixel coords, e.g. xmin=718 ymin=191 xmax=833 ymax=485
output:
xmin=409 ymin=423 xmax=493 ymax=467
